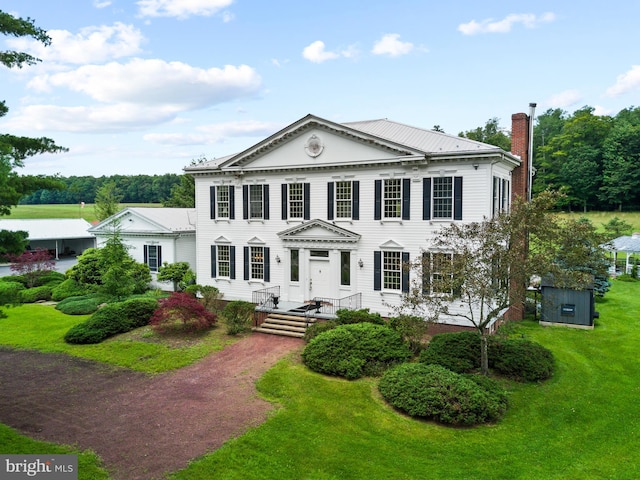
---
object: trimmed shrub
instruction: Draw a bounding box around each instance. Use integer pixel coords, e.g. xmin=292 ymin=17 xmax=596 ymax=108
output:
xmin=52 ymin=278 xmax=93 ymax=301
xmin=379 ymin=363 xmax=508 ymax=425
xmin=150 ymin=292 xmax=217 ymax=332
xmin=119 ymin=297 xmax=158 ymax=328
xmin=221 ymin=300 xmax=254 ymax=335
xmin=0 ymin=281 xmax=25 ymax=304
xmin=56 ymin=295 xmax=103 ymax=315
xmin=335 ymin=308 xmax=384 ymax=325
xmin=64 ymin=297 xmax=158 ymax=344
xmin=1 ymin=275 xmax=27 ymax=287
xmin=388 ymin=314 xmax=430 ymax=354
xmin=303 ymin=319 xmax=337 ymax=342
xmin=420 ymin=331 xmax=482 ymax=373
xmin=185 ymin=284 xmax=224 ymax=313
xmin=34 ymin=271 xmax=66 ymax=287
xmin=488 ymin=339 xmax=555 ymax=382
xmin=302 ymin=323 xmax=412 ymax=380
xmin=19 ymin=285 xmax=53 ymax=303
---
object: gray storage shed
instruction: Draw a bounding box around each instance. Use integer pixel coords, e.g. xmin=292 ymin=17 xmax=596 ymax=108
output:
xmin=539 ymin=278 xmax=597 ymax=330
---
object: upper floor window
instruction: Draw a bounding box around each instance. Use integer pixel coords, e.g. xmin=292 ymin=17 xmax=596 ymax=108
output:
xmin=210 ymin=185 xmax=235 ymax=220
xmin=144 ymin=245 xmax=161 ymax=273
xmin=281 ymin=183 xmax=310 ymax=220
xmin=423 ymin=176 xmax=463 ymax=221
xmin=243 ymin=185 xmax=270 ymax=220
xmin=328 ymin=180 xmax=360 ymax=220
xmin=374 ymin=179 xmax=410 ymax=220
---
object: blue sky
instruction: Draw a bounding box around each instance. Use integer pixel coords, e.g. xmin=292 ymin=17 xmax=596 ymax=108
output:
xmin=1 ymin=0 xmax=639 ymax=177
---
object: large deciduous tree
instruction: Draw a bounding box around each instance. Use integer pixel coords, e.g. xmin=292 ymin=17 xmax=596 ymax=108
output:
xmin=0 ymin=10 xmax=67 ymax=251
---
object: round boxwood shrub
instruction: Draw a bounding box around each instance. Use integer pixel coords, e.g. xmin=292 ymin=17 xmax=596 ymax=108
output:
xmin=335 ymin=308 xmax=384 ymax=325
xmin=419 ymin=331 xmax=482 ymax=373
xmin=302 ymin=323 xmax=412 ymax=380
xmin=119 ymin=297 xmax=158 ymax=328
xmin=221 ymin=300 xmax=255 ymax=335
xmin=488 ymin=339 xmax=555 ymax=382
xmin=19 ymin=285 xmax=53 ymax=303
xmin=378 ymin=363 xmax=508 ymax=426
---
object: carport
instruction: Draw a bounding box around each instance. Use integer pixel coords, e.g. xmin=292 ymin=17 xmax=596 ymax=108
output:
xmin=0 ymin=218 xmax=96 ymax=260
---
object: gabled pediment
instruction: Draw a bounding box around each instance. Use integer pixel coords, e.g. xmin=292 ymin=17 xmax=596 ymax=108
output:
xmin=379 ymin=239 xmax=404 ymax=250
xmin=214 ymin=235 xmax=231 ymax=244
xmin=278 ymin=219 xmax=361 ymax=243
xmin=247 ymin=236 xmax=266 ymax=245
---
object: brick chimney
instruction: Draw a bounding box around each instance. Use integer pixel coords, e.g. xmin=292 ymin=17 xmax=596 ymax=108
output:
xmin=510 ymin=112 xmax=531 ymax=202
xmin=505 ymin=109 xmax=534 ymax=321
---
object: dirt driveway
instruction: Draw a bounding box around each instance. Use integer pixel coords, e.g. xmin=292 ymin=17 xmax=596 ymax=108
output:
xmin=0 ymin=333 xmax=303 ymax=480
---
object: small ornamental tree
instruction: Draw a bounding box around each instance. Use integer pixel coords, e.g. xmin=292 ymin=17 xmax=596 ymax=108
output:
xmin=157 ymin=261 xmax=192 ymax=291
xmin=8 ymin=248 xmax=55 ymax=288
xmin=150 ymin=292 xmax=216 ymax=332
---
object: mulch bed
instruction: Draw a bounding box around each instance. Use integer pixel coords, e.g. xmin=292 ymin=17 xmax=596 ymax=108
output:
xmin=0 ymin=333 xmax=303 ymax=479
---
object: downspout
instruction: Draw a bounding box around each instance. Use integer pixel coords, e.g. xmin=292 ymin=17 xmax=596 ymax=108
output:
xmin=528 ymin=103 xmax=537 ymax=202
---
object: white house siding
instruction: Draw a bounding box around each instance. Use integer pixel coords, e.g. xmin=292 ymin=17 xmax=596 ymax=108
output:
xmin=191 ymin=119 xmax=520 ymax=326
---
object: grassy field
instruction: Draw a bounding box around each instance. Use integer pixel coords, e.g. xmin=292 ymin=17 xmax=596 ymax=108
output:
xmin=1 ymin=279 xmax=638 ymax=479
xmin=7 ymin=203 xmax=162 ymax=223
xmin=559 ymin=210 xmax=640 ymax=232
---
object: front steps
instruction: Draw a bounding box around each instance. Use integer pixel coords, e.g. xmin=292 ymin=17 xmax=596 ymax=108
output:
xmin=253 ymin=313 xmax=317 ymax=338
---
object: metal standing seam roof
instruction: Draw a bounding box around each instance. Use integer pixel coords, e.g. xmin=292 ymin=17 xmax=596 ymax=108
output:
xmin=342 ymin=119 xmax=502 ymax=154
xmin=0 ymin=219 xmax=94 ymax=240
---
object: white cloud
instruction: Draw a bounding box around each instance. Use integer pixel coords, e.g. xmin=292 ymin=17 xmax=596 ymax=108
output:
xmin=593 ymin=105 xmax=614 ymax=116
xmin=302 ymin=41 xmax=340 ymax=63
xmin=144 ymin=120 xmax=281 ymax=146
xmin=606 ymin=65 xmax=640 ymax=96
xmin=7 ymin=23 xmax=145 ymax=65
xmin=458 ymin=12 xmax=556 ymax=35
xmin=221 ymin=10 xmax=235 ymax=22
xmin=28 ymin=59 xmax=261 ymax=109
xmin=371 ymin=34 xmax=413 ymax=57
xmin=137 ymin=0 xmax=233 ymax=19
xmin=546 ymin=89 xmax=582 ymax=108
xmin=93 ymin=0 xmax=112 ymax=8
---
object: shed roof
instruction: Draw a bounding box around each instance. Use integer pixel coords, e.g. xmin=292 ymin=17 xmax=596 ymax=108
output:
xmin=0 ymin=219 xmax=94 ymax=241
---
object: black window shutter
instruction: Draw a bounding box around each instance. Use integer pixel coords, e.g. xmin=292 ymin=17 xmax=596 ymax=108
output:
xmin=143 ymin=245 xmax=148 ymax=265
xmin=401 ymin=251 xmax=410 ymax=292
xmin=422 ymin=252 xmax=430 ymax=294
xmin=243 ymin=246 xmax=249 ymax=280
xmin=374 ymin=180 xmax=382 ymax=220
xmin=230 ymin=246 xmax=236 ymax=279
xmin=229 ymin=186 xmax=235 ymax=219
xmin=374 ymin=251 xmax=382 ymax=291
xmin=242 ymin=185 xmax=248 ymax=219
xmin=264 ymin=247 xmax=270 ymax=282
xmin=211 ymin=245 xmax=216 ymax=277
xmin=327 ymin=182 xmax=334 ymax=220
xmin=454 ymin=176 xmax=463 ymax=220
xmin=210 ymin=186 xmax=216 ymax=219
xmin=352 ymin=181 xmax=360 ymax=220
xmin=157 ymin=246 xmax=162 ymax=267
xmin=263 ymin=185 xmax=270 ymax=220
xmin=303 ymin=183 xmax=310 ymax=220
xmin=402 ymin=178 xmax=411 ymax=220
xmin=281 ymin=184 xmax=288 ymax=220
xmin=423 ymin=178 xmax=431 ymax=220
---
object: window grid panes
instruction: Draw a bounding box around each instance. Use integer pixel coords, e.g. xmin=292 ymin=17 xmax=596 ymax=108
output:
xmin=250 ymin=246 xmax=264 ymax=279
xmin=217 ymin=186 xmax=229 ymax=218
xmin=217 ymin=245 xmax=230 ymax=277
xmin=383 ymin=251 xmax=401 ymax=290
xmin=336 ymin=181 xmax=352 ymax=218
xmin=384 ymin=179 xmax=402 ymax=218
xmin=249 ymin=185 xmax=263 ymax=219
xmin=147 ymin=245 xmax=159 ymax=272
xmin=433 ymin=177 xmax=453 ymax=219
xmin=289 ymin=183 xmax=304 ymax=219
xmin=290 ymin=249 xmax=299 ymax=282
xmin=341 ymin=251 xmax=350 ymax=286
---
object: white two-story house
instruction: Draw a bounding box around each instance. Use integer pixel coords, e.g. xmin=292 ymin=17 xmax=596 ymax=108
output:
xmin=186 ymin=113 xmax=532 ymax=330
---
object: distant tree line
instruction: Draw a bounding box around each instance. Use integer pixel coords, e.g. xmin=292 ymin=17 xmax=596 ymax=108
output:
xmin=461 ymin=106 xmax=640 ymax=212
xmin=20 ymin=174 xmax=181 ymax=205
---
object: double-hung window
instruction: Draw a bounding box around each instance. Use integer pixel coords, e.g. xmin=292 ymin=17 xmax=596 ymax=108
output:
xmin=217 ymin=245 xmax=230 ymax=277
xmin=492 ymin=177 xmax=510 ymax=215
xmin=422 ymin=252 xmax=459 ymax=296
xmin=281 ymin=183 xmax=310 ymax=220
xmin=384 ymin=179 xmax=402 ymax=219
xmin=336 ymin=181 xmax=352 ymax=218
xmin=289 ymin=183 xmax=304 ymax=219
xmin=374 ymin=179 xmax=410 ymax=220
xmin=327 ymin=180 xmax=359 ymax=220
xmin=373 ymin=250 xmax=410 ymax=292
xmin=243 ymin=245 xmax=270 ymax=282
xmin=210 ymin=244 xmax=235 ymax=279
xmin=144 ymin=245 xmax=161 ymax=273
xmin=423 ymin=176 xmax=463 ymax=221
xmin=217 ymin=186 xmax=230 ymax=218
xmin=210 ymin=185 xmax=235 ymax=219
xmin=243 ymin=185 xmax=269 ymax=220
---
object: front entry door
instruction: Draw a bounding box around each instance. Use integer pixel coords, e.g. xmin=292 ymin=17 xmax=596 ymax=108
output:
xmin=309 ymin=259 xmax=331 ymax=300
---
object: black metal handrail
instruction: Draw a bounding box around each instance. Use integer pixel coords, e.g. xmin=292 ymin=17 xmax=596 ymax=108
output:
xmin=309 ymin=292 xmax=362 ymax=316
xmin=252 ymin=285 xmax=280 ymax=308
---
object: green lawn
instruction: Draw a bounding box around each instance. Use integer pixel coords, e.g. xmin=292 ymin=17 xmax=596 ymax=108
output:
xmin=7 ymin=203 xmax=162 ymax=223
xmin=0 ymin=304 xmax=238 ymax=373
xmin=1 ymin=280 xmax=639 ymax=479
xmin=559 ymin=210 xmax=640 ymax=232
